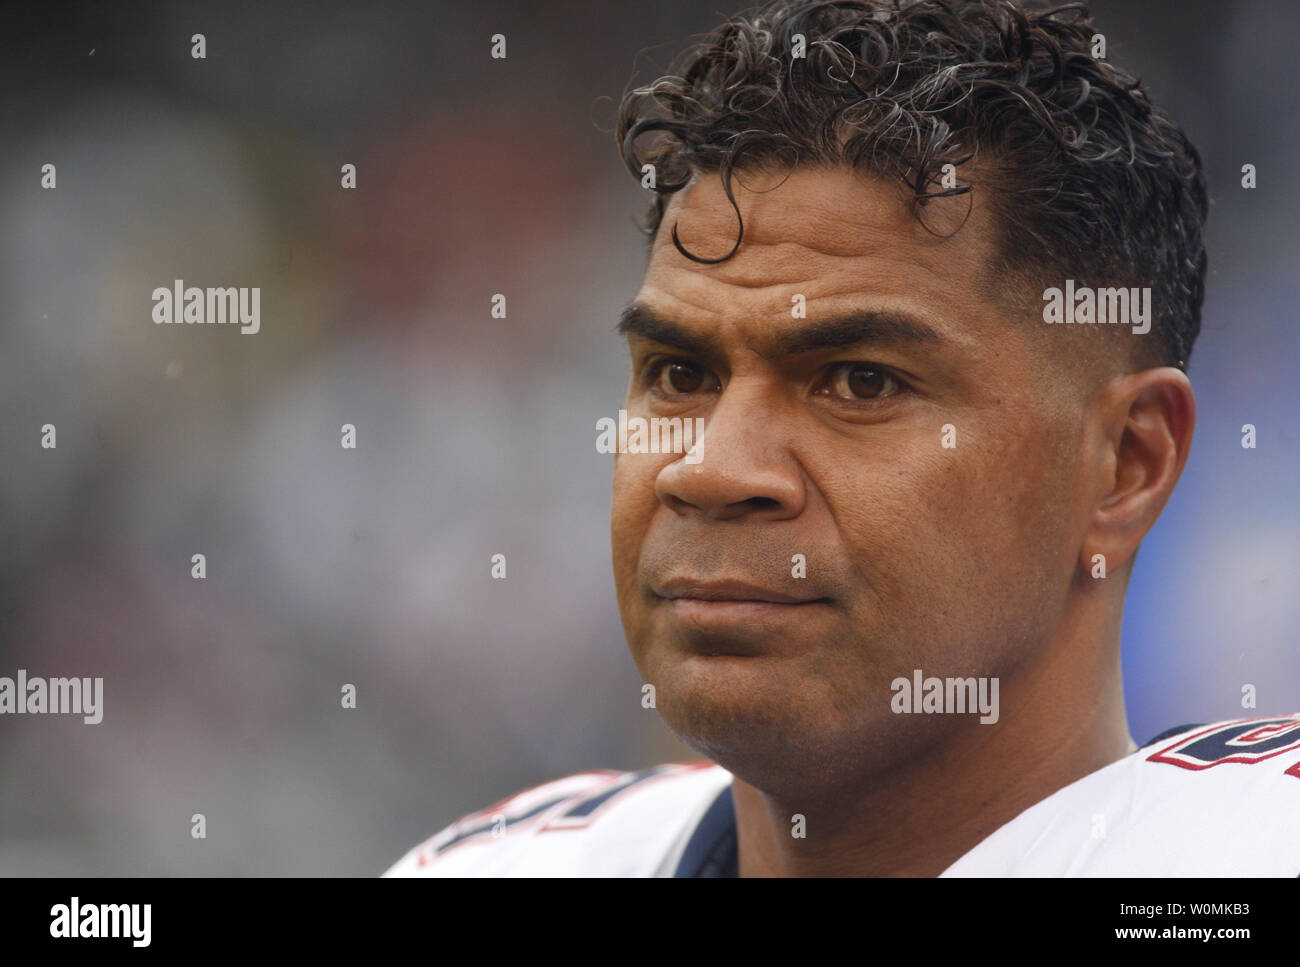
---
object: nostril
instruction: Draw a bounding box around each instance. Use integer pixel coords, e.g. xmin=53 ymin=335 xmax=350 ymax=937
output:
xmin=744 ymin=497 xmax=780 ymax=510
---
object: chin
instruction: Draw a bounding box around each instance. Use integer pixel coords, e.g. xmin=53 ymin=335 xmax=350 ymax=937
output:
xmin=651 ymin=654 xmax=841 ymax=772
xmin=651 ymin=649 xmax=942 ymax=796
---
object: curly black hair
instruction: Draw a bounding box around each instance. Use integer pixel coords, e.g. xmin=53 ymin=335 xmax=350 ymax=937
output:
xmin=617 ymin=0 xmax=1208 ymax=371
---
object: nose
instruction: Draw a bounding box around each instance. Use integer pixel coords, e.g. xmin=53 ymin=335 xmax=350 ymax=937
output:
xmin=654 ymin=387 xmax=805 ymax=522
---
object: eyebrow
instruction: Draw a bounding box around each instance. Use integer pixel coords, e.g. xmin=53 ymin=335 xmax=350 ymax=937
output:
xmin=616 ymin=302 xmax=946 ymax=358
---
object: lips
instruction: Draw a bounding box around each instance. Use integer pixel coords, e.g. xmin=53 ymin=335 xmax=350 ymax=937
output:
xmin=654 ymin=578 xmax=826 ymax=605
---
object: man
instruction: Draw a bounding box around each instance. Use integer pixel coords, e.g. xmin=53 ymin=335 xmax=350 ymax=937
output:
xmin=386 ymin=0 xmax=1300 ymax=876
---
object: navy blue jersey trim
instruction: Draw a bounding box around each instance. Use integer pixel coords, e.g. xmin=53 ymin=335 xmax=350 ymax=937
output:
xmin=562 ymin=768 xmax=662 ymax=817
xmin=1140 ymin=722 xmax=1206 ymax=748
xmin=674 ymin=784 xmax=738 ymax=877
xmin=431 ymin=795 xmax=569 ymax=855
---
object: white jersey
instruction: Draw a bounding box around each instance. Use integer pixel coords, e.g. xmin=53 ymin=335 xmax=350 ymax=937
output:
xmin=384 ymin=714 xmax=1300 ymax=877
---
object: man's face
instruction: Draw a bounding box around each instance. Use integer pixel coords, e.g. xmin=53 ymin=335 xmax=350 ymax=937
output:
xmin=611 ymin=166 xmax=1094 ymax=791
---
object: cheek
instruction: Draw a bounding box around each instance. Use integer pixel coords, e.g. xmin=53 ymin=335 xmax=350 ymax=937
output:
xmin=609 ymin=453 xmax=666 ymax=592
xmin=817 ymin=448 xmax=961 ymax=613
xmin=817 ymin=423 xmax=1072 ymax=611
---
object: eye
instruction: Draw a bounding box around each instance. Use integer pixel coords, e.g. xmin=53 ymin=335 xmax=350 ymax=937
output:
xmin=819 ymin=363 xmax=903 ymax=402
xmin=645 ymin=358 xmax=717 ymax=397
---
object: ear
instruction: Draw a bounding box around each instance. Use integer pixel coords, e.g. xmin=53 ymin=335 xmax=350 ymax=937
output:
xmin=1080 ymin=367 xmax=1196 ymax=574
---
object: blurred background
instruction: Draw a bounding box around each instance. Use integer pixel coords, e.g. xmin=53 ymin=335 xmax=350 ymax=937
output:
xmin=0 ymin=0 xmax=1296 ymax=874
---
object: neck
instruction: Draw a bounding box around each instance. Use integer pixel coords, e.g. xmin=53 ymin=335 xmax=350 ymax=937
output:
xmin=733 ymin=595 xmax=1135 ymax=877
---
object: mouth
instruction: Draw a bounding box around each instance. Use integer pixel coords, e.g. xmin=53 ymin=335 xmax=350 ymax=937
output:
xmin=649 ymin=578 xmax=833 ymax=652
xmin=653 ymin=579 xmax=830 ymax=607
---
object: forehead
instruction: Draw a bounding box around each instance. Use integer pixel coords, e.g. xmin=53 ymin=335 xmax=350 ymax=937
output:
xmin=638 ymin=165 xmax=1016 ymax=352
